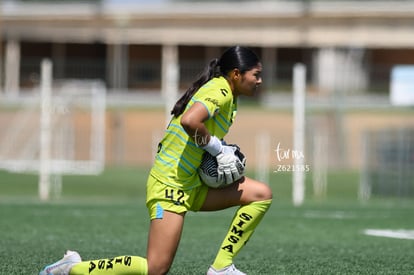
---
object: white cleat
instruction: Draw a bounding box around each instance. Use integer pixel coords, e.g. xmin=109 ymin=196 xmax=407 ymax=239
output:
xmin=39 ymin=250 xmax=82 ymax=275
xmin=207 ymin=264 xmax=247 ymax=275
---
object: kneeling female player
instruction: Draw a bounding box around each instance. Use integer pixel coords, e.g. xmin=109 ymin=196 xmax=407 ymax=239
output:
xmin=40 ymin=45 xmax=272 ymax=275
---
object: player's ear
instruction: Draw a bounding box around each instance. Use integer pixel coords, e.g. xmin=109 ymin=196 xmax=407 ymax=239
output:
xmin=230 ymin=68 xmax=241 ymax=81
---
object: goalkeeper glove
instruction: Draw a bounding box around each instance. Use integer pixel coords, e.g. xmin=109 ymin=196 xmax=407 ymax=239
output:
xmin=202 ymin=136 xmax=244 ymax=185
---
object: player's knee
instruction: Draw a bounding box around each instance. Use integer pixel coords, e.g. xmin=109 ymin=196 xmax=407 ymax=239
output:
xmin=256 ymin=182 xmax=273 ymax=201
xmin=242 ymin=177 xmax=273 ymax=202
xmin=147 ymin=260 xmax=171 ymax=275
xmin=148 ymin=265 xmax=170 ymax=275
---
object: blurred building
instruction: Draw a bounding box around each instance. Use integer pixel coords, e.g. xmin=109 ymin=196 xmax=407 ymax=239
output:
xmin=1 ymin=1 xmax=414 ymax=198
xmin=1 ymin=0 xmax=414 ymax=99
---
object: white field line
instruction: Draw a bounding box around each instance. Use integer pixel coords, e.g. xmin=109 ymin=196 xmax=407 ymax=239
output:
xmin=363 ymin=229 xmax=414 ymax=240
xmin=303 ymin=210 xmax=357 ymax=219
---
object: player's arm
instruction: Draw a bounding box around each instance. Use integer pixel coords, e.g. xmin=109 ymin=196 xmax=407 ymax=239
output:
xmin=180 ymin=101 xmax=211 ymax=147
xmin=181 ymin=102 xmax=242 ymax=184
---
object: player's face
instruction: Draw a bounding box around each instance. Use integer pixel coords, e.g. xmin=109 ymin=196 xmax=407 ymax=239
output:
xmin=234 ymin=63 xmax=262 ymax=97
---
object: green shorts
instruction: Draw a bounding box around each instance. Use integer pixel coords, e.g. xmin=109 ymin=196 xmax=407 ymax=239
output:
xmin=146 ymin=174 xmax=209 ymax=220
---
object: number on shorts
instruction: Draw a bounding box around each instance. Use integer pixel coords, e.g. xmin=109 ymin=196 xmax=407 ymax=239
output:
xmin=165 ymin=189 xmax=185 ymax=205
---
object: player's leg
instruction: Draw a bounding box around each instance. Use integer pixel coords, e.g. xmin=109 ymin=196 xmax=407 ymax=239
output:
xmin=200 ymin=176 xmax=272 ymax=210
xmin=200 ymin=176 xmax=272 ymax=274
xmin=146 ymin=210 xmax=185 ymax=275
xmin=39 ymin=251 xmax=148 ymax=275
xmin=54 ymin=209 xmax=183 ymax=275
xmin=41 ymin=178 xmax=186 ymax=275
xmin=69 ymin=255 xmax=148 ymax=275
xmin=67 ymin=211 xmax=184 ymax=275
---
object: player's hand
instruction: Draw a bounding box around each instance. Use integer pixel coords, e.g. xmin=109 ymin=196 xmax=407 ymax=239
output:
xmin=216 ymin=145 xmax=244 ymax=185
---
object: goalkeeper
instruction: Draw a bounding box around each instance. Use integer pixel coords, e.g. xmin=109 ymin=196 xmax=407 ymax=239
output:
xmin=40 ymin=46 xmax=272 ymax=275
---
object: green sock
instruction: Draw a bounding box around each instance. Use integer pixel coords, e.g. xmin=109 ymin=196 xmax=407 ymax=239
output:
xmin=212 ymin=199 xmax=272 ymax=270
xmin=70 ymin=255 xmax=147 ymax=275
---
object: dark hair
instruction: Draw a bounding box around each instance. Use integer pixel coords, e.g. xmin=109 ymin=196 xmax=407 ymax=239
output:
xmin=171 ymin=46 xmax=260 ymax=117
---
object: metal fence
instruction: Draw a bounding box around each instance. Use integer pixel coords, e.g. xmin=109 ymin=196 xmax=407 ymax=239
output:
xmin=360 ymin=128 xmax=414 ymax=199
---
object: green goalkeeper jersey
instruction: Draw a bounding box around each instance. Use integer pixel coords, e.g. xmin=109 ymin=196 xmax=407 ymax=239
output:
xmin=150 ymin=76 xmax=237 ymax=190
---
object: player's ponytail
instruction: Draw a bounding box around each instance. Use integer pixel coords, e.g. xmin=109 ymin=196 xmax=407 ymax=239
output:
xmin=171 ymin=58 xmax=220 ymax=117
xmin=171 ymin=46 xmax=260 ymax=117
